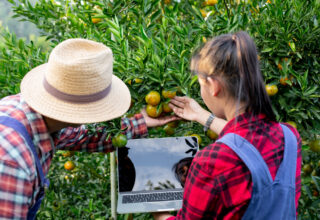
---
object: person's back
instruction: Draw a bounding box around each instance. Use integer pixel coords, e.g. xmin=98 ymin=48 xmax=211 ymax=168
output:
xmin=217 ymin=122 xmax=299 ymax=219
xmin=185 ymin=113 xmax=301 ymax=219
xmin=156 ymin=31 xmax=301 ymax=220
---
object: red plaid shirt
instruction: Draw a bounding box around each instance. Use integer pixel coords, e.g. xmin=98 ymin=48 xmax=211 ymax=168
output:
xmin=0 ymin=94 xmax=148 ymax=219
xmin=169 ymin=113 xmax=301 ymax=220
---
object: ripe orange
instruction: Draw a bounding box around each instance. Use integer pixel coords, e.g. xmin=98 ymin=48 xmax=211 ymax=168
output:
xmin=164 ymin=124 xmax=175 ymax=136
xmin=277 ymin=63 xmax=283 ymax=70
xmin=164 ymin=0 xmax=171 ymax=4
xmin=64 ymin=161 xmax=75 ymax=171
xmin=91 ymin=17 xmax=102 ymax=24
xmin=190 ymin=134 xmax=202 ymax=145
xmin=265 ymin=84 xmax=278 ymax=96
xmin=128 ymin=78 xmax=143 ymax=85
xmin=163 ymin=103 xmax=173 ymax=113
xmin=200 ymin=9 xmax=207 ymax=18
xmin=280 ymin=76 xmax=289 ymax=86
xmin=146 ymin=104 xmax=163 ymax=118
xmin=145 ymin=91 xmax=161 ymax=106
xmin=206 ymin=129 xmax=218 ymax=140
xmin=202 ymin=36 xmax=207 ymax=43
xmin=309 ymin=139 xmax=320 ymax=153
xmin=286 ymin=121 xmax=297 ymax=129
xmin=204 ymin=0 xmax=218 ymax=6
xmin=112 ymin=134 xmax=128 ymax=148
xmin=162 ymin=90 xmax=176 ymax=99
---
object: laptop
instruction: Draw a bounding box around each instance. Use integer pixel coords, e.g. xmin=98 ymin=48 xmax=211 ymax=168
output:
xmin=116 ymin=136 xmax=199 ymax=214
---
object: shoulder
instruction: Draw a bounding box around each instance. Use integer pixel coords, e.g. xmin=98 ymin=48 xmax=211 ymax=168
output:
xmin=281 ymin=122 xmax=302 ymax=145
xmin=0 ymin=125 xmax=34 ymax=176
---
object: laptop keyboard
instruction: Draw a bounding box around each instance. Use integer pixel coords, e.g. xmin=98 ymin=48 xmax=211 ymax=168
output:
xmin=122 ymin=191 xmax=183 ymax=204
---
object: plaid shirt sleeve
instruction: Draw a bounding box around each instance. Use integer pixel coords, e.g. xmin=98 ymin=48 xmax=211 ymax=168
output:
xmin=54 ymin=113 xmax=148 ymax=152
xmin=0 ymin=127 xmax=34 ymax=219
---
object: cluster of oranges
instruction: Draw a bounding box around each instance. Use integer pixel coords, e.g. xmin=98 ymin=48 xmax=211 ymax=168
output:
xmin=145 ymin=90 xmax=176 ymax=118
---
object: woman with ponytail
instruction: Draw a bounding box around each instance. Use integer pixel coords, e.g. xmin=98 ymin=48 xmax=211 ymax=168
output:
xmin=153 ymin=31 xmax=301 ymax=220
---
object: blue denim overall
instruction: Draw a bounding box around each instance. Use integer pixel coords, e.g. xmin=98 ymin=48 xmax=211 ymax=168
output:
xmin=217 ymin=124 xmax=297 ymax=220
xmin=0 ymin=116 xmax=50 ymax=220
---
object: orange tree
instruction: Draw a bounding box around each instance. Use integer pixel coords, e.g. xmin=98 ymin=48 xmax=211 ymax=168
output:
xmin=1 ymin=0 xmax=319 ymax=219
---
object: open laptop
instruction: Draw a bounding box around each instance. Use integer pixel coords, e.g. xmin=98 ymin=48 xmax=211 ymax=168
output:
xmin=116 ymin=136 xmax=199 ymax=214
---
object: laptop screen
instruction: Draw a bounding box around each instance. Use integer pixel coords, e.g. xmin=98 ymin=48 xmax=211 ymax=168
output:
xmin=117 ymin=136 xmax=198 ymax=193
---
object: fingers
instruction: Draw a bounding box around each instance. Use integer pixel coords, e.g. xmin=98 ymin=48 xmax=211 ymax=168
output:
xmin=169 ymin=98 xmax=185 ymax=108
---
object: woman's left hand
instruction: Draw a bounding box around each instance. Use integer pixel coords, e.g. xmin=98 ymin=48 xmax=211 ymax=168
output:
xmin=141 ymin=109 xmax=180 ymax=128
xmin=152 ymin=212 xmax=173 ymax=220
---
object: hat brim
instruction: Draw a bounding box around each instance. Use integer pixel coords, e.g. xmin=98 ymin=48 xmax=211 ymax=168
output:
xmin=21 ymin=64 xmax=131 ymax=124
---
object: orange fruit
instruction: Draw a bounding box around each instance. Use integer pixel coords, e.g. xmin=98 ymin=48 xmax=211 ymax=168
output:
xmin=61 ymin=151 xmax=75 ymax=157
xmin=167 ymin=121 xmax=179 ymax=128
xmin=128 ymin=78 xmax=143 ymax=85
xmin=200 ymin=9 xmax=207 ymax=18
xmin=312 ymin=190 xmax=319 ymax=197
xmin=164 ymin=0 xmax=171 ymax=4
xmin=286 ymin=121 xmax=297 ymax=129
xmin=163 ymin=124 xmax=175 ymax=136
xmin=280 ymin=76 xmax=289 ymax=86
xmin=204 ymin=0 xmax=218 ymax=6
xmin=134 ymin=78 xmax=143 ymax=83
xmin=163 ymin=103 xmax=173 ymax=113
xmin=190 ymin=134 xmax=202 ymax=145
xmin=112 ymin=134 xmax=128 ymax=148
xmin=202 ymin=36 xmax=207 ymax=43
xmin=206 ymin=129 xmax=218 ymax=140
xmin=302 ymin=164 xmax=312 ymax=175
xmin=91 ymin=17 xmax=102 ymax=24
xmin=146 ymin=104 xmax=163 ymax=118
xmin=162 ymin=90 xmax=176 ymax=99
xmin=265 ymin=84 xmax=278 ymax=96
xmin=64 ymin=161 xmax=75 ymax=171
xmin=145 ymin=91 xmax=161 ymax=106
xmin=277 ymin=63 xmax=283 ymax=70
xmin=309 ymin=139 xmax=320 ymax=153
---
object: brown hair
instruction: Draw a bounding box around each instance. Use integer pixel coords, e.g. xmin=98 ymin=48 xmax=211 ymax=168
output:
xmin=191 ymin=31 xmax=275 ymax=120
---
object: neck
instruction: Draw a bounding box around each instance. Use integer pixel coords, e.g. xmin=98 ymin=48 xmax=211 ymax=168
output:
xmin=43 ymin=116 xmax=78 ymax=134
xmin=224 ymin=99 xmax=246 ymax=121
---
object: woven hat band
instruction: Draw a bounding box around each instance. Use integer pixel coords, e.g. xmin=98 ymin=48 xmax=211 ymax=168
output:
xmin=43 ymin=77 xmax=111 ymax=104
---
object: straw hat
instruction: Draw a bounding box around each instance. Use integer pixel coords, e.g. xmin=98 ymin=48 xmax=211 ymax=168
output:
xmin=21 ymin=38 xmax=131 ymax=124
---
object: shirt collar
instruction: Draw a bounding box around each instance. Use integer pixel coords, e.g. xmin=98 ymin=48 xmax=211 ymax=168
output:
xmin=219 ymin=112 xmax=267 ymax=138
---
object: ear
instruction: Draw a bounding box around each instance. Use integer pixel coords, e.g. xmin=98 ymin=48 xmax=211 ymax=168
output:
xmin=207 ymin=77 xmax=221 ymax=97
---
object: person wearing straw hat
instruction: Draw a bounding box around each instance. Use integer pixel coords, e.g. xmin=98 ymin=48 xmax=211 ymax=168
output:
xmin=0 ymin=38 xmax=178 ymax=219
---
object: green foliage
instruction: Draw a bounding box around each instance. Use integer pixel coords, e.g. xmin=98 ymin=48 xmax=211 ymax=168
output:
xmin=0 ymin=27 xmax=49 ymax=97
xmin=1 ymin=0 xmax=320 ymax=219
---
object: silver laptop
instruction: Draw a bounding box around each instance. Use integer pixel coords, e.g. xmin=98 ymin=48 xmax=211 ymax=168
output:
xmin=116 ymin=136 xmax=199 ymax=214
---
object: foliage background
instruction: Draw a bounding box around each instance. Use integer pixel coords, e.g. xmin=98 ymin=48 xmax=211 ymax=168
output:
xmin=0 ymin=0 xmax=319 ymax=219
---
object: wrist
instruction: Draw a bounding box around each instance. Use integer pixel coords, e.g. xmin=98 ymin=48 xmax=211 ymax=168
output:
xmin=196 ymin=110 xmax=211 ymax=126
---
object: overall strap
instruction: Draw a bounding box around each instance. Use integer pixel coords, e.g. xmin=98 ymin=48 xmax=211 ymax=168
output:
xmin=274 ymin=124 xmax=297 ymax=186
xmin=217 ymin=133 xmax=273 ymax=193
xmin=0 ymin=116 xmax=49 ymax=188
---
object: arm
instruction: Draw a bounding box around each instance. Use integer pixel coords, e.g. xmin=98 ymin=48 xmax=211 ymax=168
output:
xmin=0 ymin=160 xmax=33 ymax=219
xmin=54 ymin=112 xmax=179 ymax=152
xmin=169 ymin=96 xmax=227 ymax=135
xmin=54 ymin=113 xmax=148 ymax=153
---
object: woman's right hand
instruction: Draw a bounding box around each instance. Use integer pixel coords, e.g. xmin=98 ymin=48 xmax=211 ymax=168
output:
xmin=169 ymin=96 xmax=209 ymax=122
